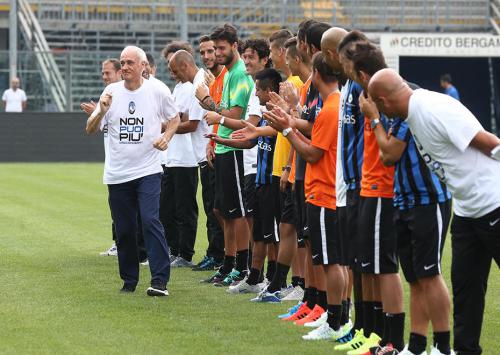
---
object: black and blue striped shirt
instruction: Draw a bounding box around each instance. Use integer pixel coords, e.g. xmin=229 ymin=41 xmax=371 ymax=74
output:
xmin=341 ymin=80 xmax=364 ymax=190
xmin=255 ymin=119 xmax=277 ymax=186
xmin=390 ymin=118 xmax=451 ymax=210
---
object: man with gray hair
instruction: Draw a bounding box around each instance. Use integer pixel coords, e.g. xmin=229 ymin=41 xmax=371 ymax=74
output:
xmin=86 ymin=46 xmax=180 ymax=297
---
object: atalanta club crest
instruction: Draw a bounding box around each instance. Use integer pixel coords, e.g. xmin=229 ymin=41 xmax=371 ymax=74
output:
xmin=128 ymin=101 xmax=136 ymax=115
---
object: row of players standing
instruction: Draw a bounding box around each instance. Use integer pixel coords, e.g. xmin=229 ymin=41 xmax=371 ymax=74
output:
xmin=84 ymin=20 xmax=500 ymax=355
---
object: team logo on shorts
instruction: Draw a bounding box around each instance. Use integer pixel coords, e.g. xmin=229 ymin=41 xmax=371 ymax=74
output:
xmin=128 ymin=101 xmax=136 ymax=115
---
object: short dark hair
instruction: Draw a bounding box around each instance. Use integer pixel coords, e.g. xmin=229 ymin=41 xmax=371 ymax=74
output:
xmin=210 ymin=23 xmax=238 ymax=44
xmin=347 ymin=41 xmax=387 ymax=76
xmin=255 ymin=68 xmax=283 ymax=93
xmin=440 ymin=73 xmax=452 ymax=83
xmin=312 ymin=52 xmax=338 ymax=84
xmin=145 ymin=53 xmax=156 ymax=67
xmin=337 ymin=30 xmax=368 ymax=54
xmin=199 ymin=35 xmax=211 ymax=44
xmin=103 ymin=58 xmax=121 ymax=71
xmin=297 ymin=19 xmax=317 ymax=42
xmin=285 ymin=37 xmax=309 ymax=64
xmin=305 ymin=22 xmax=331 ymax=51
xmin=162 ymin=41 xmax=194 ymax=59
xmin=269 ymin=29 xmax=294 ymax=48
xmin=242 ymin=39 xmax=270 ymax=61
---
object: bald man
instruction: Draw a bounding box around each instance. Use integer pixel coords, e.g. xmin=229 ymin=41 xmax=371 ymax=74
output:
xmin=168 ymin=50 xmax=218 ymax=268
xmin=322 ymin=27 xmax=371 ymax=350
xmin=86 ymin=46 xmax=180 ymax=297
xmin=369 ymin=68 xmax=500 ymax=355
xmin=2 ymin=77 xmax=27 ymax=112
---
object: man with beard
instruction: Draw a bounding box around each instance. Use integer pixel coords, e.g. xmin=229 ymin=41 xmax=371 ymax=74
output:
xmin=198 ymin=24 xmax=254 ymax=285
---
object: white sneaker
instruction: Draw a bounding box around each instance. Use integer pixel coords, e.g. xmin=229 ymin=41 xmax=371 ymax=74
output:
xmin=140 ymin=259 xmax=149 ymax=266
xmin=429 ymin=346 xmax=455 ymax=355
xmin=280 ymin=285 xmax=295 ymax=298
xmin=227 ymin=278 xmax=263 ymax=294
xmin=100 ymin=244 xmax=117 ymax=256
xmin=282 ymin=286 xmax=305 ymax=301
xmin=304 ymin=311 xmax=327 ymax=327
xmin=303 ymin=322 xmax=349 ymax=340
xmin=399 ymin=344 xmax=427 ymax=355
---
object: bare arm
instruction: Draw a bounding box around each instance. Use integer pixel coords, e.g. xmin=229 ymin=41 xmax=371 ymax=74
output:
xmin=22 ymin=100 xmax=27 ymax=111
xmin=86 ymin=93 xmax=112 ymax=135
xmin=176 ymin=120 xmax=199 ymax=134
xmin=206 ymin=133 xmax=256 ymax=149
xmin=205 ymin=106 xmax=257 ymax=129
xmin=360 ymin=93 xmax=406 ymax=166
xmin=469 ymin=130 xmax=500 ymax=157
xmin=264 ymin=109 xmax=323 ymax=163
xmin=285 ymin=130 xmax=324 ymax=163
xmin=2 ymin=101 xmax=5 ymax=111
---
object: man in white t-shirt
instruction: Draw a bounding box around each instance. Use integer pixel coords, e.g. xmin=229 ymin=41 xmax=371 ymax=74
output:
xmin=2 ymin=77 xmax=27 ymax=112
xmin=86 ymin=46 xmax=180 ymax=297
xmin=368 ymin=68 xmax=500 ymax=355
xmin=159 ymin=44 xmax=200 ymax=269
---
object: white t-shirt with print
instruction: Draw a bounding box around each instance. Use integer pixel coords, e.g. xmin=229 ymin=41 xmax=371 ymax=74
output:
xmin=98 ymin=79 xmax=178 ymax=184
xmin=2 ymin=88 xmax=27 ymax=112
xmin=190 ymin=69 xmax=210 ymax=164
xmin=243 ymin=87 xmax=260 ymax=176
xmin=336 ymin=83 xmax=348 ymax=208
xmin=162 ymin=81 xmax=198 ymax=168
xmin=407 ymin=88 xmax=500 ymax=218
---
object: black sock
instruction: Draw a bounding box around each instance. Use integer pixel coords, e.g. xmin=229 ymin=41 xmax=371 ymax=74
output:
xmin=267 ymin=263 xmax=290 ymax=293
xmin=266 ymin=260 xmax=277 ymax=281
xmin=408 ymin=333 xmax=427 ymax=355
xmin=353 ymin=302 xmax=364 ymax=334
xmin=247 ymin=249 xmax=253 ymax=269
xmin=363 ymin=301 xmax=375 ymax=337
xmin=258 ymin=266 xmax=265 ymax=283
xmin=433 ymin=331 xmax=451 ymax=355
xmin=317 ymin=290 xmax=327 ymax=310
xmin=220 ymin=255 xmax=235 ymax=275
xmin=302 ymin=287 xmax=309 ymax=303
xmin=346 ymin=297 xmax=351 ymax=315
xmin=353 ymin=271 xmax=364 ymax=331
xmin=298 ymin=277 xmax=305 ymax=289
xmin=341 ymin=300 xmax=349 ymax=325
xmin=291 ymin=276 xmax=300 ymax=287
xmin=235 ymin=249 xmax=248 ymax=272
xmin=246 ymin=267 xmax=261 ymax=285
xmin=327 ymin=304 xmax=343 ymax=331
xmin=373 ymin=301 xmax=384 ymax=338
xmin=387 ymin=312 xmax=405 ymax=350
xmin=381 ymin=312 xmax=391 ymax=346
xmin=307 ymin=287 xmax=317 ymax=308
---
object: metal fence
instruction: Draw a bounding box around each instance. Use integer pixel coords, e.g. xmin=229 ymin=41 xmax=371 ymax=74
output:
xmin=0 ymin=49 xmax=176 ymax=112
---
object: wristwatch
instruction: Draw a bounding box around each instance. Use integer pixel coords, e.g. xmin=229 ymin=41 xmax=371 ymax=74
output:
xmin=370 ymin=118 xmax=380 ymax=130
xmin=282 ymin=165 xmax=291 ymax=172
xmin=219 ymin=116 xmax=225 ymax=126
xmin=282 ymin=127 xmax=293 ymax=137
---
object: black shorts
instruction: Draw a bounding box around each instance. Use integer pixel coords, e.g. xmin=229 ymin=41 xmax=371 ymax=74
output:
xmin=346 ymin=189 xmax=361 ymax=270
xmin=337 ymin=206 xmax=348 ymax=266
xmin=253 ymin=182 xmax=280 ymax=244
xmin=358 ymin=196 xmax=398 ymax=274
xmin=214 ymin=150 xmax=246 ymax=219
xmin=280 ymin=181 xmax=296 ymax=226
xmin=396 ymin=201 xmax=452 ymax=283
xmin=294 ymin=180 xmax=309 ymax=244
xmin=306 ymin=203 xmax=341 ymax=266
xmin=244 ymin=173 xmax=257 ymax=217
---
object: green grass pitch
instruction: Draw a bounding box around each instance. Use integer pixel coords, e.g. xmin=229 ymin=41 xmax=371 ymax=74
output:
xmin=0 ymin=163 xmax=498 ymax=354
